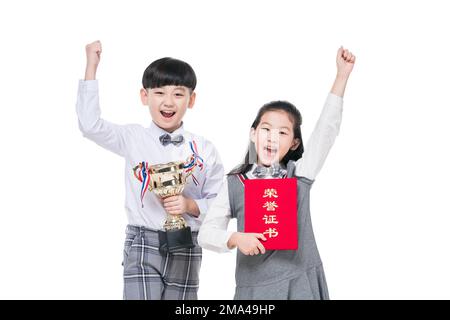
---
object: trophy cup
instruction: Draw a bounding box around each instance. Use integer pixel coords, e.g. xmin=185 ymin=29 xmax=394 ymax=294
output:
xmin=133 ymin=160 xmax=195 ymax=252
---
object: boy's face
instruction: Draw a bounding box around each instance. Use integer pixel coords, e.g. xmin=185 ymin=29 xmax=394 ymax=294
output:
xmin=140 ymin=85 xmax=196 ymax=133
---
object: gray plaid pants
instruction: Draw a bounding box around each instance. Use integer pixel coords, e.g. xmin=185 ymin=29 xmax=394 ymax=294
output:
xmin=122 ymin=225 xmax=202 ymax=300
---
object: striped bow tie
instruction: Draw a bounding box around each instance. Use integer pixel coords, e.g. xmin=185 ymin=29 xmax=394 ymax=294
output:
xmin=252 ymin=165 xmax=287 ymax=178
xmin=159 ymin=133 xmax=185 ymax=146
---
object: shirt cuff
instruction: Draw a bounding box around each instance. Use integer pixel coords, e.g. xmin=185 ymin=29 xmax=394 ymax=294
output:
xmin=202 ymin=230 xmax=235 ymax=253
xmin=78 ymin=79 xmax=98 ymax=92
xmin=192 ymin=198 xmax=208 ymax=220
xmin=327 ymin=92 xmax=344 ymax=105
xmin=223 ymin=230 xmax=235 ymax=252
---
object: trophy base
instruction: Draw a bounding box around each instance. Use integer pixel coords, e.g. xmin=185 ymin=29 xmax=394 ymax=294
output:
xmin=158 ymin=227 xmax=195 ymax=253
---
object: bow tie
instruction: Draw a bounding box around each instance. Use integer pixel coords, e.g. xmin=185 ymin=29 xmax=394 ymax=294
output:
xmin=252 ymin=165 xmax=287 ymax=178
xmin=159 ymin=133 xmax=184 ymax=146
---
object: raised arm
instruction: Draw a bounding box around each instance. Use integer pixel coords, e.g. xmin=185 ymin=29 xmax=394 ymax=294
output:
xmin=84 ymin=40 xmax=101 ymax=80
xmin=76 ymin=41 xmax=131 ymax=157
xmin=331 ymin=46 xmax=355 ymax=97
xmin=295 ymin=46 xmax=355 ymax=180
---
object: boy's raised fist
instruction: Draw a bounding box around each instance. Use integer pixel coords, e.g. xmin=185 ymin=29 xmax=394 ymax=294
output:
xmin=85 ymin=40 xmax=102 ymax=67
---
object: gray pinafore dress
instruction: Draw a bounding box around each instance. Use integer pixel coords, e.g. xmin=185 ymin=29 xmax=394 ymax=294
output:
xmin=227 ymin=160 xmax=329 ymax=300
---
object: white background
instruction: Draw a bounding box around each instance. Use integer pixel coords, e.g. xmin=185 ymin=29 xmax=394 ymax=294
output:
xmin=0 ymin=0 xmax=449 ymax=299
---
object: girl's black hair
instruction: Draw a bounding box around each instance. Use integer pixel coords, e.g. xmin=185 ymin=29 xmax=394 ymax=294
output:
xmin=228 ymin=100 xmax=304 ymax=175
xmin=142 ymin=57 xmax=197 ymax=91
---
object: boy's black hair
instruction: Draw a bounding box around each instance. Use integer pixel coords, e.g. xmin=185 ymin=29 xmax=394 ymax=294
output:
xmin=142 ymin=57 xmax=197 ymax=91
xmin=228 ymin=100 xmax=304 ymax=175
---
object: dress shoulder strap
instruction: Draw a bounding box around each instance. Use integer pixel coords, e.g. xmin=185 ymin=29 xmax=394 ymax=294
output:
xmin=226 ymin=174 xmax=244 ymax=219
xmin=286 ymin=160 xmax=296 ymax=178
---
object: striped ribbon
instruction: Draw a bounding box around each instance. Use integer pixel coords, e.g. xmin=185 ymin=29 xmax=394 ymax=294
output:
xmin=133 ymin=161 xmax=151 ymax=208
xmin=183 ymin=140 xmax=204 ymax=186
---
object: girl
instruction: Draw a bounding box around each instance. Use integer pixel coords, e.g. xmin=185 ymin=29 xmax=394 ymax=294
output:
xmin=198 ymin=46 xmax=355 ymax=299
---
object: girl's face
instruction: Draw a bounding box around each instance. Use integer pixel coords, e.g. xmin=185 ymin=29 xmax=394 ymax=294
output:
xmin=250 ymin=110 xmax=300 ymax=167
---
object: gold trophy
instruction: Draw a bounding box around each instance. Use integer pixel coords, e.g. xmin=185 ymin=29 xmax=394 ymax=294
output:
xmin=133 ymin=160 xmax=195 ymax=252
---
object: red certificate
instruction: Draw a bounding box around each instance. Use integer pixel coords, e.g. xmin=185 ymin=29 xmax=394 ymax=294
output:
xmin=244 ymin=178 xmax=298 ymax=250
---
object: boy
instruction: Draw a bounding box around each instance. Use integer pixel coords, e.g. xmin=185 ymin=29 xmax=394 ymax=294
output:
xmin=76 ymin=40 xmax=224 ymax=300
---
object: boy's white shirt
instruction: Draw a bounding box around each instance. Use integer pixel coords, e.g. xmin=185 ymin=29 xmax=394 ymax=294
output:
xmin=76 ymin=80 xmax=224 ymax=231
xmin=197 ymin=93 xmax=344 ymax=253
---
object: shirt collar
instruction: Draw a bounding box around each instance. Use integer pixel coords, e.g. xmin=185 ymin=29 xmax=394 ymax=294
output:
xmin=247 ymin=163 xmax=259 ymax=179
xmin=149 ymin=121 xmax=185 ymax=137
xmin=247 ymin=163 xmax=287 ymax=179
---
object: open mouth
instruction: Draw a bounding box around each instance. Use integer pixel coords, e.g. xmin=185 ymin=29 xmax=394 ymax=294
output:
xmin=263 ymin=146 xmax=278 ymax=157
xmin=161 ymin=111 xmax=176 ymax=118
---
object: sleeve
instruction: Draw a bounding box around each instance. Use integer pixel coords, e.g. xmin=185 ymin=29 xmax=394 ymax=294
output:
xmin=193 ymin=142 xmax=225 ymax=220
xmin=198 ymin=179 xmax=235 ymax=253
xmin=76 ymin=79 xmax=131 ymax=157
xmin=295 ymin=93 xmax=343 ymax=180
